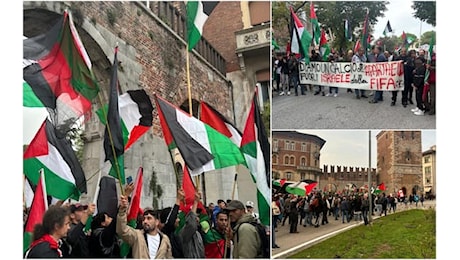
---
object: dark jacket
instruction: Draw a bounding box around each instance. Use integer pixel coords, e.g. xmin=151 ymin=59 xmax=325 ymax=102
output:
xmin=66 ymin=222 xmax=90 ymax=257
xmin=89 ymin=219 xmax=120 ymax=258
xmin=25 ymin=241 xmax=61 ymax=258
xmin=160 ymin=204 xmax=183 ymax=258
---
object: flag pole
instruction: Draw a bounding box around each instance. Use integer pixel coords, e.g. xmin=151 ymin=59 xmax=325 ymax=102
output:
xmin=186 ymin=42 xmax=201 ymax=192
xmin=40 ymin=168 xmax=49 ymax=211
xmin=97 ymin=91 xmax=124 ymax=196
xmin=368 ymin=130 xmax=372 ymax=224
xmin=231 ymin=171 xmax=238 ymax=200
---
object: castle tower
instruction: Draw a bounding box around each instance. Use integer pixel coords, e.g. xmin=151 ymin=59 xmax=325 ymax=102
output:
xmin=376 ymin=131 xmax=423 ymax=196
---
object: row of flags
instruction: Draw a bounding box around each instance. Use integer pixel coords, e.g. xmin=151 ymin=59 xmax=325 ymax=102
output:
xmin=23 ymin=3 xmax=270 ymax=253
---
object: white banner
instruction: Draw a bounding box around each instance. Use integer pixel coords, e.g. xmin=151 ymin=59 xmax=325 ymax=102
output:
xmin=299 ymin=61 xmax=405 ymax=91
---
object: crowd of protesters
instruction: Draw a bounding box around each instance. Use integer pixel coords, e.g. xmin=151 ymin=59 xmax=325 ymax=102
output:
xmin=273 ymin=45 xmax=436 ymax=116
xmin=271 ymin=188 xmax=432 ymax=247
xmin=23 ymin=184 xmax=269 ymax=259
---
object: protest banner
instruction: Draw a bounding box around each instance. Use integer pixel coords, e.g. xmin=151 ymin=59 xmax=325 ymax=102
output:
xmin=299 ymin=61 xmax=404 ymax=91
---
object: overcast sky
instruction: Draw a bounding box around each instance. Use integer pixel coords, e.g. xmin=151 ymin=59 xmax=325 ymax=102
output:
xmin=297 ymin=130 xmax=436 ymax=168
xmin=374 ymin=0 xmax=436 ymax=39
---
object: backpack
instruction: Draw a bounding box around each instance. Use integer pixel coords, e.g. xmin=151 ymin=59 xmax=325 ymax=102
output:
xmin=236 ymin=221 xmax=270 ymax=258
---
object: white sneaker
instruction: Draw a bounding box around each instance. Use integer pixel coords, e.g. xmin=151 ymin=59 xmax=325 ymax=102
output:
xmin=279 ymin=91 xmax=285 ymax=96
xmin=333 ymin=93 xmax=338 ymax=97
xmin=287 ymin=91 xmax=291 ymax=95
xmin=326 ymin=93 xmax=331 ymax=97
xmin=414 ymin=110 xmax=424 ymax=116
xmin=411 ymin=107 xmax=420 ymax=112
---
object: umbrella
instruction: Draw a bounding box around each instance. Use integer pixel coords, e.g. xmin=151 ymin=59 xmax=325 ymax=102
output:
xmin=286 ymin=181 xmax=318 ymax=196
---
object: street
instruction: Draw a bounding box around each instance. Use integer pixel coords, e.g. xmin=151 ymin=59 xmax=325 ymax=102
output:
xmin=272 ymin=88 xmax=436 ymax=129
xmin=271 ymin=200 xmax=436 ymax=259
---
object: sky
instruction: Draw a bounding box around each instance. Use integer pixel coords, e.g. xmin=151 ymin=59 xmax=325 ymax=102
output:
xmin=374 ymin=0 xmax=436 ymax=40
xmin=297 ymin=130 xmax=436 ymax=168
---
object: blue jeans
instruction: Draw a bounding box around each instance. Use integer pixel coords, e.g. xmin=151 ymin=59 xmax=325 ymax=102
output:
xmin=373 ymin=90 xmax=383 ymax=101
xmin=355 ymin=89 xmax=366 ymax=97
xmin=329 ymin=87 xmax=338 ymax=94
xmin=362 ymin=208 xmax=369 ymax=225
xmin=341 ymin=209 xmax=349 ymax=223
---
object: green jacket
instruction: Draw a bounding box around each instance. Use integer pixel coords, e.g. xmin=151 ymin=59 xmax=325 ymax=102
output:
xmin=232 ymin=214 xmax=262 ymax=258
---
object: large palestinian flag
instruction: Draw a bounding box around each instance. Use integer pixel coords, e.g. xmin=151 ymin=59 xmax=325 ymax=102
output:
xmin=23 ymin=10 xmax=99 ymax=134
xmin=155 ymin=95 xmax=245 ymax=176
xmin=186 ymin=1 xmax=218 ymax=50
xmin=23 ymin=119 xmax=87 ymax=200
xmin=240 ymin=87 xmax=270 ymax=226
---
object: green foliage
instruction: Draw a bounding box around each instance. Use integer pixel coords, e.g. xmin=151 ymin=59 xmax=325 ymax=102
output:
xmin=289 ymin=209 xmax=436 ymax=259
xmin=374 ymin=35 xmax=399 ymax=52
xmin=148 ymin=168 xmax=163 ymax=209
xmin=421 ymin=31 xmax=436 ymax=46
xmin=412 ymin=1 xmax=436 ymax=26
xmin=106 ymin=9 xmax=116 ymax=26
xmin=272 ymin=1 xmax=390 ymax=52
xmin=66 ymin=123 xmax=84 ymax=163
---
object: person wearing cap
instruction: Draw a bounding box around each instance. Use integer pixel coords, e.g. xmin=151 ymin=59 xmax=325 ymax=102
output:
xmin=66 ymin=202 xmax=95 ymax=257
xmin=116 ymin=195 xmax=172 ymax=258
xmin=226 ymin=200 xmax=263 ymax=258
xmin=245 ymin=201 xmax=260 ymax=224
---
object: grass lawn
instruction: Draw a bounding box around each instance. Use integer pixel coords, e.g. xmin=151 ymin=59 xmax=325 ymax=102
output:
xmin=289 ymin=209 xmax=436 ymax=259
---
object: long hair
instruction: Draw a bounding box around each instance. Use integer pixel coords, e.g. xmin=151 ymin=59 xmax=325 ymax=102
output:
xmin=32 ymin=205 xmax=70 ymax=241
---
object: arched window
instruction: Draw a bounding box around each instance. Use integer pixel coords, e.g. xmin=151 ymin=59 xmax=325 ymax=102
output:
xmin=290 ymin=156 xmax=295 ymax=165
xmin=301 ymin=157 xmax=306 ymax=166
xmin=284 ymin=155 xmax=289 ymax=165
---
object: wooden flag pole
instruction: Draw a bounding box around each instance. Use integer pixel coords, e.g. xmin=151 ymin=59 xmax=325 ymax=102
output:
xmin=97 ymin=92 xmax=124 ymax=196
xmin=231 ymin=171 xmax=238 ymax=200
xmin=186 ymin=43 xmax=201 ymax=192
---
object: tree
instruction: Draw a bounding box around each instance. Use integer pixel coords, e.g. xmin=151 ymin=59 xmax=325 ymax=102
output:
xmin=420 ymin=31 xmax=436 ymax=46
xmin=374 ymin=35 xmax=400 ymax=53
xmin=272 ymin=1 xmax=389 ymax=53
xmin=149 ymin=168 xmax=163 ymax=209
xmin=314 ymin=1 xmax=389 ymax=52
xmin=262 ymin=102 xmax=270 ymax=137
xmin=412 ymin=1 xmax=436 ymax=26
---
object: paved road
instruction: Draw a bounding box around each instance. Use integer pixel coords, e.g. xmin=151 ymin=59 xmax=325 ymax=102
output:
xmin=272 ymin=88 xmax=436 ymax=129
xmin=271 ymin=200 xmax=436 ymax=259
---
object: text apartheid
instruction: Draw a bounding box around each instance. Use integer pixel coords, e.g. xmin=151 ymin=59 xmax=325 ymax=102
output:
xmin=299 ymin=61 xmax=404 ymax=91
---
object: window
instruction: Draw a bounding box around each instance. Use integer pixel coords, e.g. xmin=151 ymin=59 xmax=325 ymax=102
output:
xmin=273 ymin=139 xmax=278 ymax=150
xmin=290 ymin=156 xmax=295 ymax=165
xmin=400 ymin=131 xmax=404 ymax=139
xmin=425 ymin=166 xmax=431 ymax=175
xmin=272 ymin=155 xmax=278 ymax=165
xmin=284 ymin=155 xmax=289 ymax=165
xmin=301 ymin=157 xmax=306 ymax=166
xmin=284 ymin=140 xmax=290 ymax=150
xmin=290 ymin=141 xmax=295 ymax=150
xmin=301 ymin=143 xmax=306 ymax=152
xmin=301 ymin=172 xmax=305 ymax=180
xmin=286 ymin=173 xmax=292 ymax=180
xmin=411 ymin=131 xmax=415 ymax=139
xmin=424 ymin=156 xmax=431 ymax=163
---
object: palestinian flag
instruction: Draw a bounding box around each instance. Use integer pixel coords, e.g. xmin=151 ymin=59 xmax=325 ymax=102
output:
xmin=23 ymin=80 xmax=49 ymax=145
xmin=98 ymin=89 xmax=154 ymax=184
xmin=23 ymin=119 xmax=86 ymax=200
xmin=180 ymin=165 xmax=207 ymax=214
xmin=310 ymin=2 xmax=321 ymax=46
xmin=240 ymin=87 xmax=270 ymax=226
xmin=186 ymin=1 xmax=218 ymax=51
xmin=290 ymin=6 xmax=312 ymax=62
xmin=373 ymin=183 xmax=386 ymax=194
xmin=120 ymin=167 xmax=144 ymax=257
xmin=199 ymin=101 xmax=242 ymax=146
xmin=204 ymin=227 xmax=226 ymax=258
xmin=353 ymin=39 xmax=361 ymax=54
xmin=23 ymin=170 xmax=48 ymax=253
xmin=361 ymin=9 xmax=370 ymax=54
xmin=155 ymin=95 xmax=245 ymax=176
xmin=102 ymin=47 xmax=125 ymax=183
xmin=320 ymin=30 xmax=331 ymax=61
xmin=383 ymin=20 xmax=393 ymax=36
xmin=345 ymin=19 xmax=353 ymax=41
xmin=23 ymin=10 xmax=99 ymax=134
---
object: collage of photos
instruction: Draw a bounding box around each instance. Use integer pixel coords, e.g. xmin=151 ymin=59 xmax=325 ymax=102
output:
xmin=21 ymin=1 xmax=436 ymax=259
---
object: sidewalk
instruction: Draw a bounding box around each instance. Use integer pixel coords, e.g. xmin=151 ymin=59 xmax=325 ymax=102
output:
xmin=271 ymin=200 xmax=436 ymax=259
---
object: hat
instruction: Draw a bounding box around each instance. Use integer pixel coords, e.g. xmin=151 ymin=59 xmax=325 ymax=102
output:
xmin=246 ymin=201 xmax=255 ymax=208
xmin=70 ymin=203 xmax=88 ymax=213
xmin=225 ymin=200 xmax=245 ymax=211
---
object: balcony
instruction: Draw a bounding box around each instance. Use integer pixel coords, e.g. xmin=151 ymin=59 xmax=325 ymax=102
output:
xmin=235 ymin=23 xmax=270 ymax=54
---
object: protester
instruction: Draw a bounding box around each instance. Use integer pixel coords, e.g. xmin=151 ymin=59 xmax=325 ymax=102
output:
xmin=411 ymin=57 xmax=427 ymax=116
xmin=25 ymin=205 xmax=71 ymax=258
xmin=245 ymin=200 xmax=260 ymax=224
xmin=368 ymin=45 xmax=388 ymax=103
xmin=66 ymin=203 xmax=95 ymax=257
xmin=227 ymin=200 xmax=263 ymax=258
xmin=159 ymin=189 xmax=185 ymax=258
xmin=212 ymin=199 xmax=227 ymax=228
xmin=179 ymin=191 xmax=206 ymax=258
xmin=204 ymin=211 xmax=232 ymax=258
xmin=288 ymin=53 xmax=302 ymax=96
xmin=116 ymin=195 xmax=172 ymax=258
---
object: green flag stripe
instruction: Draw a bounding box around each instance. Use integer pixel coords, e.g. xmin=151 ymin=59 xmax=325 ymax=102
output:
xmin=205 ymin=125 xmax=246 ymax=169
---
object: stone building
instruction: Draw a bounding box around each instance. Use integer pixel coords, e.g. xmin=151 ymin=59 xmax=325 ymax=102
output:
xmin=23 ymin=1 xmax=270 ymax=209
xmin=272 ymin=131 xmax=325 ymax=183
xmin=376 ymin=130 xmax=423 ymax=196
xmin=422 ymin=145 xmax=436 ymax=196
xmin=320 ymin=165 xmax=377 ymax=193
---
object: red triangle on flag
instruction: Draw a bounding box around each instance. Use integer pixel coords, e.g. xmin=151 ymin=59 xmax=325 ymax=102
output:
xmin=24 ymin=120 xmax=48 ymax=159
xmin=180 ymin=165 xmax=206 ymax=214
xmin=127 ymin=167 xmax=143 ymax=222
xmin=25 ymin=171 xmax=47 ymax=233
xmin=280 ymin=179 xmax=286 ymax=187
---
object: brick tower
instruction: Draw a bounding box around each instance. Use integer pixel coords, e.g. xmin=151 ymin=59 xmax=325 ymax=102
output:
xmin=376 ymin=131 xmax=423 ymax=196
